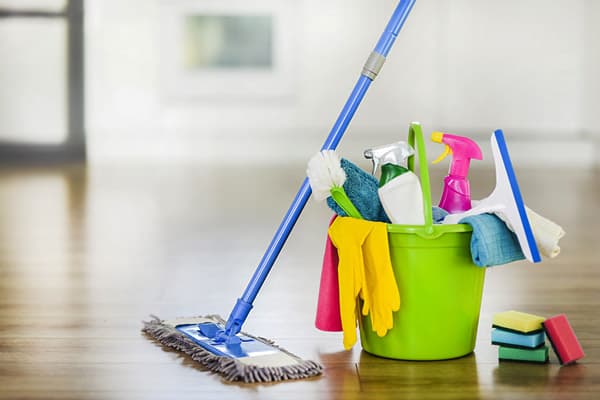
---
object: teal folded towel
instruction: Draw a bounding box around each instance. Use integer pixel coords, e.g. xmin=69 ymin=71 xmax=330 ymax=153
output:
xmin=460 ymin=213 xmax=525 ymax=267
xmin=326 ymin=158 xmax=390 ymax=223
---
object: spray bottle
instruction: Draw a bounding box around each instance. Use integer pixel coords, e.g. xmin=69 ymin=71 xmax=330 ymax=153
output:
xmin=431 ymin=132 xmax=483 ymax=213
xmin=364 ymin=141 xmax=424 ymax=225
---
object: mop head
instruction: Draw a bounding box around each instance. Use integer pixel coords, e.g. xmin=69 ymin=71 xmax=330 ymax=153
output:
xmin=327 ymin=158 xmax=390 ymax=222
xmin=142 ymin=315 xmax=323 ymax=383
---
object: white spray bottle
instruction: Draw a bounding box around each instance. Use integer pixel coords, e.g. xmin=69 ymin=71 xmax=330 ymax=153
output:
xmin=364 ymin=141 xmax=424 ymax=225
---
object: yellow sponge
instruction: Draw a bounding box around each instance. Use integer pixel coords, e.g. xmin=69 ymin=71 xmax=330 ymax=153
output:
xmin=493 ymin=310 xmax=546 ymax=333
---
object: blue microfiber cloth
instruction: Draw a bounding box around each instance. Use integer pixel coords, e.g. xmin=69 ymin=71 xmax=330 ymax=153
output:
xmin=460 ymin=213 xmax=525 ymax=267
xmin=326 ymin=158 xmax=390 ymax=223
xmin=431 ymin=208 xmax=524 ymax=267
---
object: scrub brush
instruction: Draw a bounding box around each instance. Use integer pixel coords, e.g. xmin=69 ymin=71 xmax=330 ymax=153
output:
xmin=307 ymin=150 xmax=363 ymax=219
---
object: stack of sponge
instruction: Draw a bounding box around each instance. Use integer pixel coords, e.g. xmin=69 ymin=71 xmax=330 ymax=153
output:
xmin=492 ymin=310 xmax=585 ymax=365
xmin=493 ymin=310 xmax=549 ymax=363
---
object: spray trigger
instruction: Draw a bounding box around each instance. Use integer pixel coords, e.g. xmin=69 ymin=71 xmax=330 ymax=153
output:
xmin=432 ymin=145 xmax=452 ymax=164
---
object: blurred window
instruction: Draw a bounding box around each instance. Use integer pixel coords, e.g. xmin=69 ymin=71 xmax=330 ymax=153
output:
xmin=183 ymin=15 xmax=272 ymax=70
xmin=0 ymin=0 xmax=84 ymax=162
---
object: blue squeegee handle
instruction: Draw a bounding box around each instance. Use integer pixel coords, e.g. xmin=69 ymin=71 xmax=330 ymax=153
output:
xmin=223 ymin=0 xmax=417 ymax=338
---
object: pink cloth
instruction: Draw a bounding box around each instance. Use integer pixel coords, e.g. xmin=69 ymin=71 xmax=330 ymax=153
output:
xmin=315 ymin=215 xmax=343 ymax=332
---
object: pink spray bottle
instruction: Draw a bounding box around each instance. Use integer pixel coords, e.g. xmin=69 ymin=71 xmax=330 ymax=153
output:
xmin=431 ymin=132 xmax=483 ymax=213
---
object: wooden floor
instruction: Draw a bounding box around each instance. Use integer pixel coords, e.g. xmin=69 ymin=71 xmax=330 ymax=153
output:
xmin=0 ymin=163 xmax=598 ymax=399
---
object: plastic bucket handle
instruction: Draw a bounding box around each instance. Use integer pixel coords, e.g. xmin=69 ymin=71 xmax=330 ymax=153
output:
xmin=407 ymin=123 xmax=434 ymax=235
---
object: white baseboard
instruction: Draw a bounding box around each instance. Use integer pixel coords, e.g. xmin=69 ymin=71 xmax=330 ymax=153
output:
xmin=88 ymin=135 xmax=599 ymax=168
xmin=321 ymin=137 xmax=597 ymax=168
xmin=231 ymin=137 xmax=599 ymax=168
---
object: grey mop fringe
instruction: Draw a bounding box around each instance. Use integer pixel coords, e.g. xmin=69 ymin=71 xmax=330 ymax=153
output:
xmin=142 ymin=315 xmax=323 ymax=383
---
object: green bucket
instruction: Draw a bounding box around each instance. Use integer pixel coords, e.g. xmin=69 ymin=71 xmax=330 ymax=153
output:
xmin=358 ymin=123 xmax=486 ymax=360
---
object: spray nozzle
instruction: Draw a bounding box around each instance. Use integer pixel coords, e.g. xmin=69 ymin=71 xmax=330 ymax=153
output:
xmin=431 ymin=132 xmax=483 ymax=178
xmin=363 ymin=141 xmax=415 ymax=176
xmin=431 ymin=132 xmax=452 ymax=164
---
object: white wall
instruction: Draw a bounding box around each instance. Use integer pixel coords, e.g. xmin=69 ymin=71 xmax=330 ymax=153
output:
xmin=583 ymin=0 xmax=600 ymax=140
xmin=85 ymin=0 xmax=600 ymax=166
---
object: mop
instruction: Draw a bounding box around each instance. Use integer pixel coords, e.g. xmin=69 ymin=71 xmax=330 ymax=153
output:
xmin=143 ymin=0 xmax=417 ymax=383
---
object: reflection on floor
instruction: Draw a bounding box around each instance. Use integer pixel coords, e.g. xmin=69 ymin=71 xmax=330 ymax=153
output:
xmin=0 ymin=164 xmax=598 ymax=399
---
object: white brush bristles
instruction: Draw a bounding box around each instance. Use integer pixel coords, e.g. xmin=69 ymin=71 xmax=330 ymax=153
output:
xmin=306 ymin=150 xmax=347 ymax=202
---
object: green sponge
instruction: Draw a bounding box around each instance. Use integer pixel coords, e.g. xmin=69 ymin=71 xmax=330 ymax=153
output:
xmin=493 ymin=310 xmax=545 ymax=333
xmin=498 ymin=345 xmax=549 ymax=363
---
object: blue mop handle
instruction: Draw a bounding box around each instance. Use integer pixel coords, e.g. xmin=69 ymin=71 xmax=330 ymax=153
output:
xmin=224 ymin=0 xmax=417 ymax=337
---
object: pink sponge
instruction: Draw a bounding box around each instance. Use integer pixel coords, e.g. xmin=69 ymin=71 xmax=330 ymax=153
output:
xmin=543 ymin=314 xmax=584 ymax=365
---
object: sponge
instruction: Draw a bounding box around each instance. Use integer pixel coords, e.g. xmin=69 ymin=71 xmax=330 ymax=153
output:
xmin=543 ymin=314 xmax=585 ymax=365
xmin=491 ymin=328 xmax=545 ymax=349
xmin=493 ymin=310 xmax=545 ymax=333
xmin=498 ymin=345 xmax=549 ymax=363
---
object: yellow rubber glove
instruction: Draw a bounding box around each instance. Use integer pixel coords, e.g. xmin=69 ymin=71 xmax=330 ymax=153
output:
xmin=328 ymin=217 xmax=400 ymax=350
xmin=362 ymin=222 xmax=400 ymax=337
xmin=328 ymin=217 xmax=372 ymax=350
